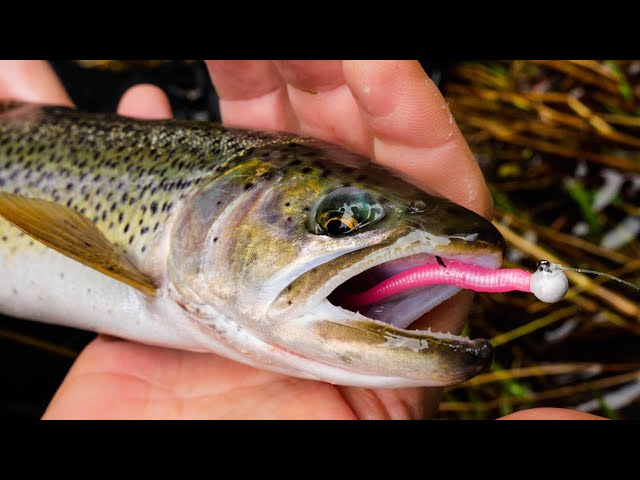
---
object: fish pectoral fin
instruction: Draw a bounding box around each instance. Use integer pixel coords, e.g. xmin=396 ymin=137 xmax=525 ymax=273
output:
xmin=0 ymin=193 xmax=158 ymax=296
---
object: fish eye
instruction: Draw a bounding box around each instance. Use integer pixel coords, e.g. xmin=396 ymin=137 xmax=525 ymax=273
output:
xmin=315 ymin=187 xmax=385 ymax=236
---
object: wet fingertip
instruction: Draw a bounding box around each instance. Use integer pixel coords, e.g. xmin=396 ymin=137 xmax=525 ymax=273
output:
xmin=498 ymin=408 xmax=608 ymax=420
xmin=117 ymin=84 xmax=173 ymax=120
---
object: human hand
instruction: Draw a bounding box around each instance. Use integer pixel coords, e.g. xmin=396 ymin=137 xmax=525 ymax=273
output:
xmin=0 ymin=60 xmax=603 ymax=419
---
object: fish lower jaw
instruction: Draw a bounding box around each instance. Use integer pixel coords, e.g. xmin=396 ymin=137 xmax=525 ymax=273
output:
xmin=303 ymin=298 xmax=478 ymax=344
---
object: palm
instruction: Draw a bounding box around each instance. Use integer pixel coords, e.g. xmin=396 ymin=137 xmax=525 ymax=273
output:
xmin=0 ymin=61 xmax=492 ymax=419
xmin=45 ymin=336 xmax=432 ymax=419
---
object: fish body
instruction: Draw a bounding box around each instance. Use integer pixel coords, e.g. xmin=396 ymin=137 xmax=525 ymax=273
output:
xmin=0 ymin=102 xmax=504 ymax=388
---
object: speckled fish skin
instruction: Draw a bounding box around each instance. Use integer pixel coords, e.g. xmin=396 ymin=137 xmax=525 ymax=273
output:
xmin=0 ymin=102 xmax=504 ymax=388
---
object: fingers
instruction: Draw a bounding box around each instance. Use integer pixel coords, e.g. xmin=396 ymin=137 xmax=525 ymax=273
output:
xmin=343 ymin=60 xmax=492 ymax=218
xmin=273 ymin=60 xmax=372 ymax=154
xmin=498 ymin=407 xmax=607 ymax=420
xmin=205 ymin=60 xmax=492 ymax=218
xmin=117 ymin=84 xmax=173 ymax=119
xmin=0 ymin=60 xmax=73 ymax=106
xmin=205 ymin=60 xmax=297 ymax=131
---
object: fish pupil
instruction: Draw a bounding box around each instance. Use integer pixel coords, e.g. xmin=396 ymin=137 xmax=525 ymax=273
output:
xmin=326 ymin=218 xmax=351 ymax=236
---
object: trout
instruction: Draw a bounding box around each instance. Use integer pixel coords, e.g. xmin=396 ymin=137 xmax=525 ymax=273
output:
xmin=0 ymin=101 xmax=504 ymax=388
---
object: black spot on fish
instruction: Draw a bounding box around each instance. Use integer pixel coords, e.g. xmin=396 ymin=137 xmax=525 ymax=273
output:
xmin=118 ymin=212 xmax=124 ymax=223
xmin=301 ymin=167 xmax=312 ymax=174
xmin=244 ymin=183 xmax=254 ymax=190
xmin=150 ymin=201 xmax=158 ymax=214
xmin=141 ymin=226 xmax=149 ymax=235
xmin=124 ymin=223 xmax=130 ymax=233
xmin=129 ymin=235 xmax=135 ymax=245
xmin=66 ymin=182 xmax=74 ymax=191
xmin=213 ymin=237 xmax=218 ymax=243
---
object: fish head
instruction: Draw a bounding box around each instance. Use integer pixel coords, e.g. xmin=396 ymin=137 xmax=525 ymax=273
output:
xmin=168 ymin=137 xmax=504 ymax=387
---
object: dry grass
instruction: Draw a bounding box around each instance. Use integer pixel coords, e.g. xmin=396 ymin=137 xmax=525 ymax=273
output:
xmin=441 ymin=60 xmax=640 ymax=419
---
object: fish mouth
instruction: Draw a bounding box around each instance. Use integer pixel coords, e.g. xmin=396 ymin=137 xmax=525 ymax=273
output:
xmin=267 ymin=238 xmax=502 ymax=386
xmin=269 ymin=240 xmax=503 ymax=334
xmin=326 ymin=251 xmax=501 ymax=331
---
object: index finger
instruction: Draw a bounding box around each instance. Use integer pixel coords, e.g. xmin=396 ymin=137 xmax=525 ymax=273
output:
xmin=343 ymin=60 xmax=492 ymax=219
xmin=0 ymin=60 xmax=73 ymax=106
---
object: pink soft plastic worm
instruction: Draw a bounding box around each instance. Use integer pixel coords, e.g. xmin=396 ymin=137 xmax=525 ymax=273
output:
xmin=340 ymin=260 xmax=532 ymax=307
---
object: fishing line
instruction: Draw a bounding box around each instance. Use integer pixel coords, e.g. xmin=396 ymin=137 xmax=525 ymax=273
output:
xmin=557 ymin=265 xmax=640 ymax=292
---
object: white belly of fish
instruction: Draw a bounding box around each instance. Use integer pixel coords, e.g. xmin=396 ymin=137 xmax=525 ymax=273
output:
xmin=0 ymin=246 xmax=209 ymax=350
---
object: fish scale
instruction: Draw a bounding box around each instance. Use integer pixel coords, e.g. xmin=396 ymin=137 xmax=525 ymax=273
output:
xmin=0 ymin=103 xmax=304 ymax=262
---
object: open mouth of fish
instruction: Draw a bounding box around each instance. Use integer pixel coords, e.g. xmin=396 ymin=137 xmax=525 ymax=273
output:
xmin=268 ymin=239 xmax=500 ymax=386
xmin=325 ymin=250 xmax=500 ymax=331
xmin=269 ymin=241 xmax=502 ymax=386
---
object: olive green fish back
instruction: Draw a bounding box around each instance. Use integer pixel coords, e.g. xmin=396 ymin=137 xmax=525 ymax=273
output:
xmin=0 ymin=103 xmax=302 ymax=264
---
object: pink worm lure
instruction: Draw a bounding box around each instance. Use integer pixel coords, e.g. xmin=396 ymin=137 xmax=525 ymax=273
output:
xmin=340 ymin=260 xmax=552 ymax=307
